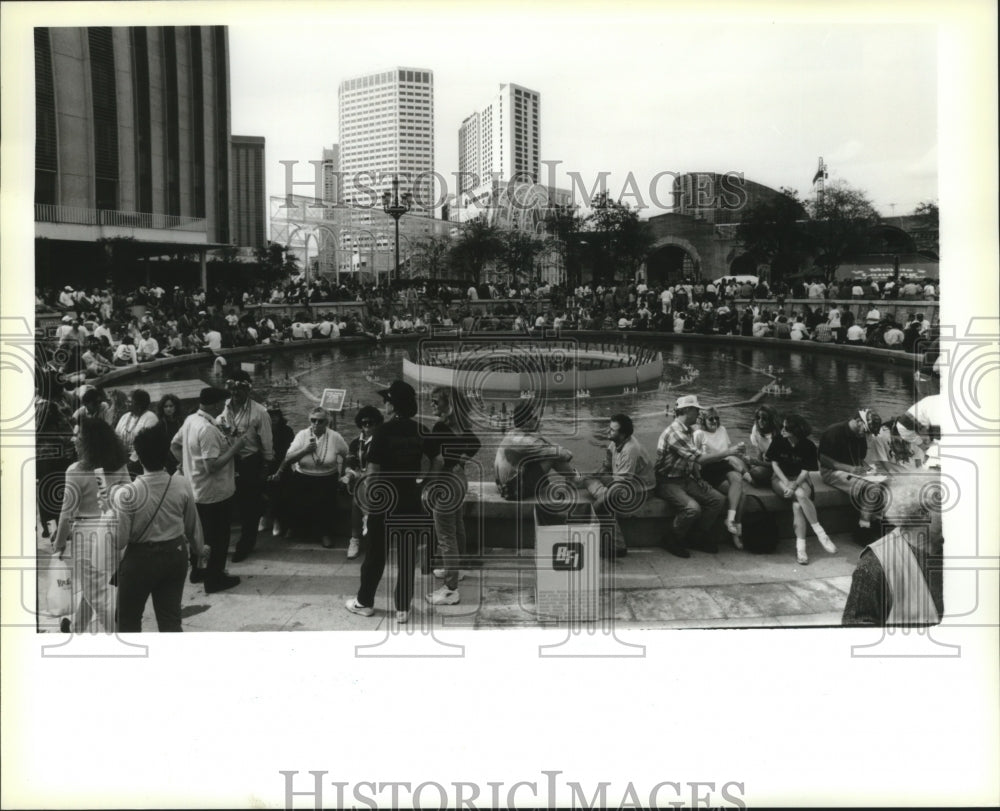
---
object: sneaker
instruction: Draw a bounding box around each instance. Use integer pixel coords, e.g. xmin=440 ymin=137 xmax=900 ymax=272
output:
xmin=796 ymin=539 xmax=809 ymax=566
xmin=345 ymin=598 xmax=374 ymax=617
xmin=817 ymin=533 xmax=837 ymax=555
xmin=205 ymin=574 xmax=241 ymax=594
xmin=425 ymin=585 xmax=460 ymax=606
xmin=395 ymin=610 xmax=410 ymax=624
xmin=346 ymin=538 xmax=360 ymax=560
xmin=433 ymin=568 xmax=466 ymax=581
xmin=257 ymin=517 xmax=269 ymax=532
xmin=271 ymin=520 xmax=283 ymax=537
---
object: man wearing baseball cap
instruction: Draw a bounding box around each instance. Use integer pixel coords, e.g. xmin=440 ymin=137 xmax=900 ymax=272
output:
xmin=346 ymin=380 xmax=426 ymax=624
xmin=654 ymin=394 xmax=740 ymax=557
xmin=217 ymin=369 xmax=274 ymax=563
xmin=169 ymin=386 xmax=246 ymax=593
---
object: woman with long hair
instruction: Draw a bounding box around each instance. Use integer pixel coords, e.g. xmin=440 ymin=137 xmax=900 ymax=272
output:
xmin=156 ymin=394 xmax=185 ymax=474
xmin=694 ymin=407 xmax=748 ymax=549
xmin=52 ymin=418 xmax=131 ymax=633
xmin=746 ymin=405 xmax=779 ymax=486
xmin=423 ymin=387 xmax=481 ymax=604
xmin=765 ymin=414 xmax=836 ymax=565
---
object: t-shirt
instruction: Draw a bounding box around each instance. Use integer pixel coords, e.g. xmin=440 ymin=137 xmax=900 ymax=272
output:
xmin=423 ymin=421 xmax=482 ymax=471
xmin=287 ymin=427 xmax=348 ymax=476
xmin=367 ymin=417 xmax=424 ymax=512
xmin=765 ymin=433 xmax=819 ymax=478
xmin=818 ymin=421 xmax=869 ymax=468
xmin=172 ymin=410 xmax=235 ymax=504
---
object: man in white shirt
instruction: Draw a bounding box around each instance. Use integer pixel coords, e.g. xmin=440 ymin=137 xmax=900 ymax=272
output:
xmin=203 ymin=327 xmax=222 ymax=351
xmin=137 ymin=329 xmax=159 ymax=361
xmin=58 ymin=286 xmax=76 ymax=310
xmin=660 ymin=288 xmax=673 ymax=314
xmin=170 ymin=386 xmax=246 ymax=593
xmin=467 ymin=284 xmax=479 ymax=301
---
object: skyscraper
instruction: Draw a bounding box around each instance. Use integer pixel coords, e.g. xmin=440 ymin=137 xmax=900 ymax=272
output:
xmin=34 ymin=25 xmax=232 ymax=286
xmin=231 ymin=135 xmax=266 ymax=250
xmin=458 ymin=83 xmax=540 ymax=189
xmin=337 ymin=67 xmax=435 ymax=218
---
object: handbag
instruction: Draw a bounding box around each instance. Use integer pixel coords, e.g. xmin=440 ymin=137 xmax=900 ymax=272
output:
xmin=110 ymin=474 xmax=173 ymax=585
xmin=740 ymin=493 xmax=779 ymax=554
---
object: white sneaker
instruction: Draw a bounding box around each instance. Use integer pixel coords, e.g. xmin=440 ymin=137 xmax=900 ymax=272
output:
xmin=345 ymin=598 xmax=374 ymax=617
xmin=272 ymin=519 xmax=283 ymax=537
xmin=433 ymin=568 xmax=466 ymax=581
xmin=425 ymin=585 xmax=460 ymax=606
xmin=817 ymin=533 xmax=837 ymax=555
xmin=346 ymin=538 xmax=360 ymax=560
xmin=258 ymin=517 xmax=268 ymax=532
xmin=395 ymin=610 xmax=410 ymax=624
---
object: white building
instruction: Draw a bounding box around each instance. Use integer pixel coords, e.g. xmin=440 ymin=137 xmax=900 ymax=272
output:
xmin=337 ymin=67 xmax=435 ymax=220
xmin=458 ymin=83 xmax=540 ymax=191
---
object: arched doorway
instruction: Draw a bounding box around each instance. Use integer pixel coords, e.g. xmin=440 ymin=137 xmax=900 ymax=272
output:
xmin=646 ymin=239 xmax=701 ymax=286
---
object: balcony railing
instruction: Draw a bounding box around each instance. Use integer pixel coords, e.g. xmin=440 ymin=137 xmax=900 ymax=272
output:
xmin=35 ymin=204 xmax=207 ymax=232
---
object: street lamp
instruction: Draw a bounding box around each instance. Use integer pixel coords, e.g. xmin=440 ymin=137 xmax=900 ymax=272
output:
xmin=382 ymin=175 xmax=412 ymax=284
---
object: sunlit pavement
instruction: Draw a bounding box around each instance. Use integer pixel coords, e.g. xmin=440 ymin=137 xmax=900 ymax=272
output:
xmin=37 ymin=521 xmax=861 ymax=633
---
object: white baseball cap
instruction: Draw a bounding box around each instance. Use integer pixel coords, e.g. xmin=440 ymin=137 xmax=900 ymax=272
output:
xmin=675 ymin=394 xmax=702 ymax=410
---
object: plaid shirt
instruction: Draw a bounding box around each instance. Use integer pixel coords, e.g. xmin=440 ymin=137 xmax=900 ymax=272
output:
xmin=655 ymin=418 xmax=701 ymax=481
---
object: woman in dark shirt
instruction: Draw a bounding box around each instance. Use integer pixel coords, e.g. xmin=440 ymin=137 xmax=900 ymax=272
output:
xmin=422 ymin=387 xmax=481 ymax=604
xmin=346 ymin=381 xmax=426 ymax=624
xmin=765 ymin=414 xmax=837 ymax=565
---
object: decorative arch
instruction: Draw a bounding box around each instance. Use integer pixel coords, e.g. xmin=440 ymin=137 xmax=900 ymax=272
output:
xmin=645 ymin=236 xmax=703 ymax=285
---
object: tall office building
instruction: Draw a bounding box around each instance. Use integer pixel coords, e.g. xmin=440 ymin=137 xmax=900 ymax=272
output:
xmin=322 ymin=144 xmax=340 ymax=206
xmin=231 ymin=135 xmax=266 ymax=249
xmin=337 ymin=67 xmax=435 ymax=218
xmin=34 ymin=26 xmax=232 ymax=284
xmin=458 ymin=83 xmax=540 ymax=189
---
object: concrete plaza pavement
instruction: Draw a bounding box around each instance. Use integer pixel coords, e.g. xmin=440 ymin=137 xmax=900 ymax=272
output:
xmin=38 ymin=522 xmax=863 ymax=633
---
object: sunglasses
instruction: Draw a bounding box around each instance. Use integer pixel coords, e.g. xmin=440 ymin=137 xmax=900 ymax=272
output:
xmin=359 ymin=419 xmax=374 ymax=426
xmin=309 ymin=418 xmax=328 ymax=425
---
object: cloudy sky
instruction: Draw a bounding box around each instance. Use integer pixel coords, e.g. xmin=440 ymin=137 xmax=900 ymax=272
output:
xmin=226 ymin=5 xmax=939 ymax=224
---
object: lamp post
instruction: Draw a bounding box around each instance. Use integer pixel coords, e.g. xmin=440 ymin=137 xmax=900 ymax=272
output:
xmin=382 ymin=175 xmax=412 ymax=284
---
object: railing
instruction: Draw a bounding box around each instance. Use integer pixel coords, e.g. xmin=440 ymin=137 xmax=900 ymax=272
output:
xmin=34 ymin=204 xmax=207 ymax=232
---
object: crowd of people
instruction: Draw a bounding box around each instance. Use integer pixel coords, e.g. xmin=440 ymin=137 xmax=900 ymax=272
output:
xmin=36 ymin=272 xmax=939 ymax=394
xmin=36 ymin=271 xmax=943 ymax=632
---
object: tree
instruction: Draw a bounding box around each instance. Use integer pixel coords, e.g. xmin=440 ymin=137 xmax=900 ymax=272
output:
xmin=448 ymin=218 xmax=503 ymax=283
xmin=542 ymin=203 xmax=585 ymax=287
xmin=734 ymin=187 xmax=811 ymax=280
xmin=499 ymin=230 xmax=543 ymax=282
xmin=581 ymin=193 xmax=654 ymax=284
xmin=805 ymin=180 xmax=881 ymax=282
xmin=912 ymin=199 xmax=939 ymax=258
xmin=409 ymin=234 xmax=453 ymax=279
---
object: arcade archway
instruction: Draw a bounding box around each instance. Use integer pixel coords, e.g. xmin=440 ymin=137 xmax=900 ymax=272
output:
xmin=645 ymin=239 xmax=702 ymax=285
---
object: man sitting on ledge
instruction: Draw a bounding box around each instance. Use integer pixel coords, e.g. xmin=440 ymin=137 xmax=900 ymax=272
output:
xmin=494 ymin=400 xmax=580 ymax=502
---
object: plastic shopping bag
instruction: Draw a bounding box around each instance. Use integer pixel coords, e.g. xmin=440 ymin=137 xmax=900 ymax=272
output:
xmin=42 ymin=555 xmax=73 ymax=618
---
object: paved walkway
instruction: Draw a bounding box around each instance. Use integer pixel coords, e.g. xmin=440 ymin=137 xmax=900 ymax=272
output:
xmin=36 ymin=522 xmax=862 ymax=633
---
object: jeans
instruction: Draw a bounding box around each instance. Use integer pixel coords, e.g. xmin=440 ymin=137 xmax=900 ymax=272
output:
xmin=431 ymin=466 xmax=467 ymax=590
xmin=655 ymin=476 xmax=726 ymax=546
xmin=234 ymin=454 xmax=265 ymax=554
xmin=820 ymin=468 xmax=876 ymax=521
xmin=116 ymin=539 xmax=188 ymax=632
xmin=196 ymin=497 xmax=234 ymax=581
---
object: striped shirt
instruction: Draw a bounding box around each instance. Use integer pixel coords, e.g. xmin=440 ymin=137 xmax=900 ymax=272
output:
xmin=655 ymin=418 xmax=701 ymax=480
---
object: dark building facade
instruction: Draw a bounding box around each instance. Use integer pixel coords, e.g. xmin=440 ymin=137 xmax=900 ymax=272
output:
xmin=34 ymin=25 xmax=232 ymax=286
xmin=231 ymin=135 xmax=266 ymax=250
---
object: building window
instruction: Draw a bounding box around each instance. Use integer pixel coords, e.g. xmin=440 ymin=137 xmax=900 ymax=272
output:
xmin=34 ymin=27 xmax=57 ymax=206
xmin=88 ymin=27 xmax=119 ymax=211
